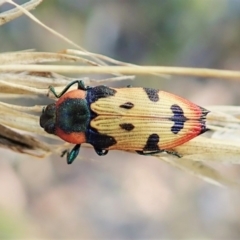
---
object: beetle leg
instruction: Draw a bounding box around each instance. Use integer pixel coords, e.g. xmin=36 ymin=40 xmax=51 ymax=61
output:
xmin=94 ymin=147 xmax=109 ymax=156
xmin=78 ymin=80 xmax=92 ymax=90
xmin=165 ymin=150 xmax=182 ymax=158
xmin=136 ymin=150 xmax=181 ymax=158
xmin=136 ymin=150 xmax=164 ymax=155
xmin=49 ymin=80 xmax=91 ymax=98
xmin=61 ymin=144 xmax=81 ymax=164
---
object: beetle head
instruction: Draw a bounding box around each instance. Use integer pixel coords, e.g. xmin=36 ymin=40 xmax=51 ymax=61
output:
xmin=40 ymin=103 xmax=56 ymax=134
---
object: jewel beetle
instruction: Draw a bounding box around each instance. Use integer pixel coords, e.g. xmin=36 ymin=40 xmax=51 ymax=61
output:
xmin=40 ymin=80 xmax=209 ymax=164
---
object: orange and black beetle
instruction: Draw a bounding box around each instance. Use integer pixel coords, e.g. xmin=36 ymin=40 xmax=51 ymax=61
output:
xmin=40 ymin=80 xmax=209 ymax=164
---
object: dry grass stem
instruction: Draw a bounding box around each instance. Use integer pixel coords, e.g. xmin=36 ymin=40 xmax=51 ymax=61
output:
xmin=0 ymin=0 xmax=42 ymax=25
xmin=1 ymin=65 xmax=240 ymax=81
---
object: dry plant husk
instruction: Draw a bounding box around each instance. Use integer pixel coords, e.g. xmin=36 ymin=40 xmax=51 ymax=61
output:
xmin=1 ymin=0 xmax=240 ymax=188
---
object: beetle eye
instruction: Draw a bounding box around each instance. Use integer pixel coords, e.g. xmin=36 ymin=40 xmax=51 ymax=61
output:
xmin=45 ymin=122 xmax=55 ymax=134
xmin=40 ymin=103 xmax=56 ymax=133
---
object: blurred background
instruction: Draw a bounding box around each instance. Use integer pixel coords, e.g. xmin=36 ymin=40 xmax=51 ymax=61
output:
xmin=1 ymin=0 xmax=240 ymax=239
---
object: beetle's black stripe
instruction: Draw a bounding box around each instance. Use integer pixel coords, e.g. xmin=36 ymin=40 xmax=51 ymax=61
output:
xmin=199 ymin=122 xmax=209 ymax=134
xmin=120 ymin=102 xmax=134 ymax=109
xmin=199 ymin=106 xmax=210 ymax=117
xmin=86 ymin=85 xmax=116 ymax=104
xmin=86 ymin=128 xmax=117 ymax=149
xmin=143 ymin=88 xmax=159 ymax=102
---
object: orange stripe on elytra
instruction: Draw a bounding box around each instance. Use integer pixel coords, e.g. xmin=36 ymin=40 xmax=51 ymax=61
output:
xmin=56 ymin=89 xmax=86 ymax=107
xmin=55 ymin=127 xmax=86 ymax=144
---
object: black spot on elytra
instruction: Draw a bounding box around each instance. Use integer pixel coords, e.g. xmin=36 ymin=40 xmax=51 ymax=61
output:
xmin=120 ymin=102 xmax=134 ymax=109
xmin=86 ymin=85 xmax=116 ymax=104
xmin=143 ymin=88 xmax=159 ymax=102
xmin=170 ymin=104 xmax=187 ymax=134
xmin=119 ymin=123 xmax=135 ymax=131
xmin=86 ymin=128 xmax=117 ymax=149
xmin=57 ymin=98 xmax=90 ymax=133
xmin=143 ymin=134 xmax=160 ymax=151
